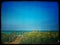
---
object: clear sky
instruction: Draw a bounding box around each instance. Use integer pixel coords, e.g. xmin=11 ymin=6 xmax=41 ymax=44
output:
xmin=1 ymin=2 xmax=59 ymax=31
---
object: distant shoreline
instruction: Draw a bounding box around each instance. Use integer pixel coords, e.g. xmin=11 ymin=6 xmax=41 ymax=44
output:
xmin=1 ymin=30 xmax=59 ymax=32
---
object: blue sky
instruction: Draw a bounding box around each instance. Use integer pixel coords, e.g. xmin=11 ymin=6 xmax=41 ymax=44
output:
xmin=1 ymin=2 xmax=59 ymax=31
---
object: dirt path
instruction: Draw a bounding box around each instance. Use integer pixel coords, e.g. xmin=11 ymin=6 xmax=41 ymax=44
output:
xmin=4 ymin=35 xmax=24 ymax=44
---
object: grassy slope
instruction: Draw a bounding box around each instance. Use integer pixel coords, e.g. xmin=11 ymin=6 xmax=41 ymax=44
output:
xmin=21 ymin=31 xmax=59 ymax=44
xmin=1 ymin=31 xmax=59 ymax=44
xmin=3 ymin=35 xmax=24 ymax=44
xmin=1 ymin=33 xmax=10 ymax=43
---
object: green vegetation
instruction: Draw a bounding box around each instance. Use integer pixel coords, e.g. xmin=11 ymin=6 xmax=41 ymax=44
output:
xmin=1 ymin=33 xmax=10 ymax=43
xmin=1 ymin=31 xmax=59 ymax=44
xmin=21 ymin=31 xmax=59 ymax=44
xmin=1 ymin=32 xmax=17 ymax=43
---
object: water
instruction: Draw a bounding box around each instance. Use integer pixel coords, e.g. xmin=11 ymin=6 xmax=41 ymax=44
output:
xmin=1 ymin=31 xmax=26 ymax=36
xmin=1 ymin=30 xmax=59 ymax=36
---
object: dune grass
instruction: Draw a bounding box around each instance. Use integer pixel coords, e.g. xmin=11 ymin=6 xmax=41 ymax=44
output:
xmin=1 ymin=31 xmax=59 ymax=44
xmin=21 ymin=31 xmax=59 ymax=44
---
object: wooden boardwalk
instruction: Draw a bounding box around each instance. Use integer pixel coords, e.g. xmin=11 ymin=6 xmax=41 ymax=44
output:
xmin=4 ymin=35 xmax=23 ymax=44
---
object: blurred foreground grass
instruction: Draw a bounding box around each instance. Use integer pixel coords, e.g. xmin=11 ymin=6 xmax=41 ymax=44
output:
xmin=1 ymin=31 xmax=59 ymax=44
xmin=21 ymin=31 xmax=59 ymax=44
